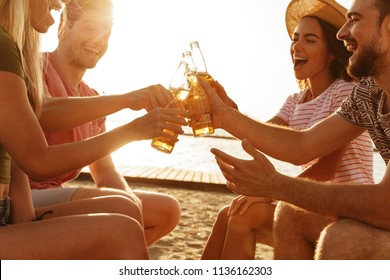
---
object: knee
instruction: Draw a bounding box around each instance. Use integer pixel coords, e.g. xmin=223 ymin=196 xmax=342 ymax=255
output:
xmin=227 ymin=203 xmax=269 ymax=233
xmin=110 ymin=196 xmax=143 ymax=225
xmin=104 ymin=215 xmax=148 ymax=259
xmin=163 ymin=195 xmax=181 ymax=227
xmin=273 ymin=202 xmax=297 ymax=235
xmin=315 ymin=219 xmax=358 ymax=260
xmin=213 ymin=206 xmax=229 ymax=227
xmin=150 ymin=194 xmax=181 ymax=232
xmin=217 ymin=206 xmax=229 ymax=221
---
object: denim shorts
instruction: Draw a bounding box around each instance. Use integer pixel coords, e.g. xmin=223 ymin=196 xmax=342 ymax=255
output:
xmin=0 ymin=197 xmax=11 ymax=226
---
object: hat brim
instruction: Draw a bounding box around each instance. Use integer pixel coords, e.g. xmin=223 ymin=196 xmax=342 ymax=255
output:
xmin=285 ymin=0 xmax=347 ymax=38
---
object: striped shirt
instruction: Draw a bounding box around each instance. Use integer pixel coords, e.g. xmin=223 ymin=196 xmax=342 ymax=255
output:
xmin=276 ymin=79 xmax=374 ymax=184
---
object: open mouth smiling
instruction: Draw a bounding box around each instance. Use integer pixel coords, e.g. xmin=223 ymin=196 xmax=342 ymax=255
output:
xmin=293 ymin=55 xmax=308 ymax=69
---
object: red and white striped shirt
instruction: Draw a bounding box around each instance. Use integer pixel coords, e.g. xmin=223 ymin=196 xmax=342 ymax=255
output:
xmin=276 ymin=79 xmax=374 ymax=184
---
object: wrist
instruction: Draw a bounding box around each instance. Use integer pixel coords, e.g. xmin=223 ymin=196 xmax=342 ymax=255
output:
xmin=218 ymin=105 xmax=239 ymax=129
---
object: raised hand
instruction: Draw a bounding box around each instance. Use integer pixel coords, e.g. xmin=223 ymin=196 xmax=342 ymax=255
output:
xmin=211 ymin=139 xmax=277 ymax=197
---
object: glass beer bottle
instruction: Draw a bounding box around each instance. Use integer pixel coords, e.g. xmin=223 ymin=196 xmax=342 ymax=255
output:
xmin=151 ymin=61 xmax=190 ymax=153
xmin=186 ymin=69 xmax=214 ymax=137
xmin=189 ymin=41 xmax=217 ymax=90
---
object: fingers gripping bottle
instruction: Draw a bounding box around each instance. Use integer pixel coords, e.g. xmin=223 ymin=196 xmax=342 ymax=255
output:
xmin=186 ymin=69 xmax=214 ymax=137
xmin=151 ymin=61 xmax=190 ymax=153
xmin=189 ymin=41 xmax=218 ymax=90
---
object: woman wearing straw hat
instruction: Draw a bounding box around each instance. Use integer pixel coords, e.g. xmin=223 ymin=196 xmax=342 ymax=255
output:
xmin=202 ymin=0 xmax=374 ymax=260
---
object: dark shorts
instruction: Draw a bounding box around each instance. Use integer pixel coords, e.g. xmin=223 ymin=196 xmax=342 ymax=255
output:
xmin=0 ymin=197 xmax=11 ymax=226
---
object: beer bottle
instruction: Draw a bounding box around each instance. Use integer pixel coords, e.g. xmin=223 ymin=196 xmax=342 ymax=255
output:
xmin=186 ymin=69 xmax=214 ymax=137
xmin=189 ymin=41 xmax=217 ymax=90
xmin=151 ymin=61 xmax=190 ymax=153
xmin=182 ymin=50 xmax=195 ymax=70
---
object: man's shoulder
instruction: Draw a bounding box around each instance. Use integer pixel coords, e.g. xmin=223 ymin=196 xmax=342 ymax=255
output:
xmin=354 ymin=77 xmax=381 ymax=100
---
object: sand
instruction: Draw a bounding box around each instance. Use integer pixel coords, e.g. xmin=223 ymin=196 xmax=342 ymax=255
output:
xmin=67 ymin=179 xmax=274 ymax=260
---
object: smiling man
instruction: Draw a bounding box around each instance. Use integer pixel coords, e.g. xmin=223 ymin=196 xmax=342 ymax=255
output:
xmin=199 ymin=0 xmax=390 ymax=259
xmin=30 ymin=0 xmax=182 ymax=247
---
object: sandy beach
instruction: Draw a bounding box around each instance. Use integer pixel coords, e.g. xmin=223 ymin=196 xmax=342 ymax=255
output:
xmin=67 ymin=128 xmax=386 ymax=260
xmin=67 ymin=179 xmax=274 ymax=260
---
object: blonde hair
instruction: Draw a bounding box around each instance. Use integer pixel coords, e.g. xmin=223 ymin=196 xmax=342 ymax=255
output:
xmin=58 ymin=0 xmax=113 ymax=37
xmin=0 ymin=0 xmax=43 ymax=115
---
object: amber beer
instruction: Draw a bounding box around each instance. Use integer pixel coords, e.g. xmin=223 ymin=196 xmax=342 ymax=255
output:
xmin=197 ymin=72 xmax=218 ymax=90
xmin=186 ymin=72 xmax=214 ymax=137
xmin=151 ymin=89 xmax=189 ymax=153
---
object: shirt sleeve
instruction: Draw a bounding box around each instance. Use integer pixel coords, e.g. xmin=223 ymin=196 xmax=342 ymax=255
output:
xmin=329 ymin=81 xmax=356 ymax=112
xmin=0 ymin=28 xmax=24 ymax=79
xmin=336 ymin=86 xmax=366 ymax=127
xmin=275 ymin=93 xmax=301 ymax=124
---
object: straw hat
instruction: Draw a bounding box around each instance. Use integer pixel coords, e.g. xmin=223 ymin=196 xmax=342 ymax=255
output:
xmin=285 ymin=0 xmax=347 ymax=38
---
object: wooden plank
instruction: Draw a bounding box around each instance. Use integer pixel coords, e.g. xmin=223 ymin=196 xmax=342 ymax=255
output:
xmin=121 ymin=166 xmax=151 ymax=177
xmin=174 ymin=169 xmax=189 ymax=181
xmin=156 ymin=167 xmax=176 ymax=180
xmin=80 ymin=163 xmax=228 ymax=186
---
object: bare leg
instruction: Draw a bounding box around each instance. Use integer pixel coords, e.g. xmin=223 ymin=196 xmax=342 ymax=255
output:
xmin=274 ymin=202 xmax=331 ymax=259
xmin=72 ymin=188 xmax=181 ymax=245
xmin=202 ymin=206 xmax=230 ymax=259
xmin=222 ymin=203 xmax=275 ymax=259
xmin=35 ymin=195 xmax=143 ymax=224
xmin=133 ymin=190 xmax=180 ymax=244
xmin=316 ymin=219 xmax=390 ymax=259
xmin=0 ymin=214 xmax=148 ymax=259
xmin=202 ymin=203 xmax=275 ymax=260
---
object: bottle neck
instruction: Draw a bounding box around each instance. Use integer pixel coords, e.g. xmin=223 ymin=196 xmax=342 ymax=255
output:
xmin=188 ymin=41 xmax=209 ymax=74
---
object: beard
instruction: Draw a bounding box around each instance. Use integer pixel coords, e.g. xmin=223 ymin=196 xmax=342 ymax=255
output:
xmin=348 ymin=40 xmax=387 ymax=80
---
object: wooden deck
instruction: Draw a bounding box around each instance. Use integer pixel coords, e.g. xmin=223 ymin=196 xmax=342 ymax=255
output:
xmin=78 ymin=129 xmax=235 ymax=192
xmin=80 ymin=164 xmax=229 ymax=192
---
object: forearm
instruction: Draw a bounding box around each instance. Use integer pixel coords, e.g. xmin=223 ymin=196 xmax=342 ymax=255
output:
xmin=271 ymin=174 xmax=390 ymax=230
xmin=297 ymin=146 xmax=348 ymax=182
xmin=40 ymin=95 xmax=126 ymax=131
xmin=220 ymin=108 xmax=312 ymax=164
xmin=13 ymin=124 xmax=133 ymax=181
xmin=90 ymin=159 xmax=129 ymax=190
xmin=9 ymin=161 xmax=36 ymax=223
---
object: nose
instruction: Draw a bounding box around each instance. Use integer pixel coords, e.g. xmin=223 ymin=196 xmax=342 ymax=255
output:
xmin=337 ymin=23 xmax=349 ymax=41
xmin=291 ymin=38 xmax=302 ymax=52
xmin=290 ymin=40 xmax=300 ymax=61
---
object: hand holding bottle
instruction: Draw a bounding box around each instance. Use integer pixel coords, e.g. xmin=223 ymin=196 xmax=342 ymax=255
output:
xmin=197 ymin=75 xmax=230 ymax=129
xmin=213 ymin=80 xmax=238 ymax=110
xmin=124 ymin=84 xmax=174 ymax=112
xmin=131 ymin=106 xmax=187 ymax=142
xmin=151 ymin=61 xmax=190 ymax=153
